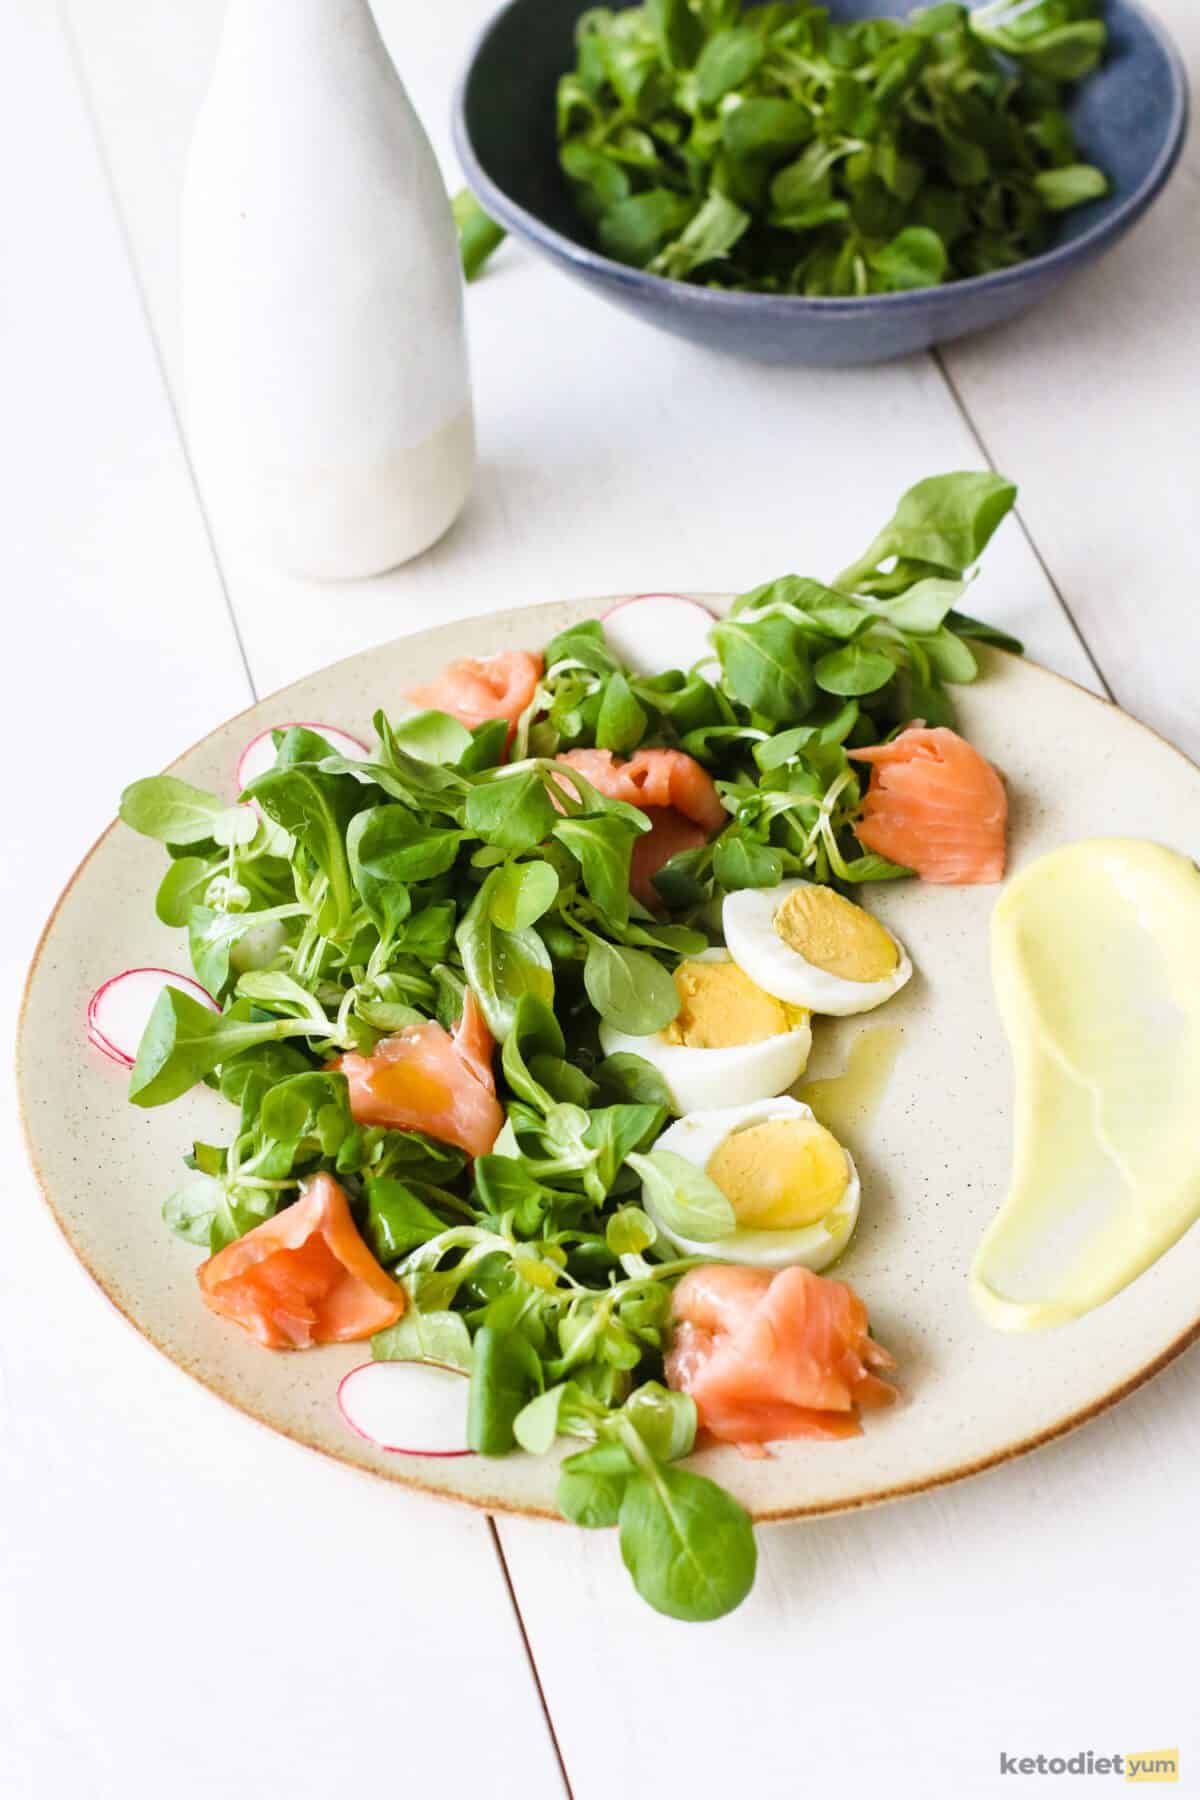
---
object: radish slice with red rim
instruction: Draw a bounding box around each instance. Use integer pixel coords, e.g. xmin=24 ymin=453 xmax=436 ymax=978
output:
xmin=603 ymin=593 xmax=718 ymax=679
xmin=337 ymin=1361 xmax=473 ymax=1457
xmin=236 ymin=722 xmax=370 ymax=793
xmin=87 ymin=968 xmax=219 ymax=1069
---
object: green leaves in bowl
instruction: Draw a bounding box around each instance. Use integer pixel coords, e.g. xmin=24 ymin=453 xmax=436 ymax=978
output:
xmin=556 ymin=0 xmax=1108 ymax=297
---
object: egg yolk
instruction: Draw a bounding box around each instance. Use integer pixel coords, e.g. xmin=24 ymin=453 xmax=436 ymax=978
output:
xmin=773 ymin=886 xmax=898 ymax=983
xmin=706 ymin=1116 xmax=848 ymax=1230
xmin=662 ymin=959 xmax=805 ymax=1048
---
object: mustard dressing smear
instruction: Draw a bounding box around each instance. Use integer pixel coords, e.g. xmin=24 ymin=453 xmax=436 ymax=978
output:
xmin=971 ymin=839 xmax=1200 ymax=1330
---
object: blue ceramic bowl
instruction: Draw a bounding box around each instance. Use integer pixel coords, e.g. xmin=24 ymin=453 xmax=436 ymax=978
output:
xmin=453 ymin=0 xmax=1187 ymax=365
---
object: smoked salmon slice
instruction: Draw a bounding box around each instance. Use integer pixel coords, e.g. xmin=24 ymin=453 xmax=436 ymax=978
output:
xmin=332 ymin=990 xmax=503 ymax=1159
xmin=554 ymin=747 xmax=726 ymax=910
xmin=407 ymin=649 xmax=543 ymax=738
xmin=197 ymin=1172 xmax=405 ymax=1350
xmin=850 ymin=725 xmax=1007 ymax=884
xmin=665 ymin=1264 xmax=896 ymax=1453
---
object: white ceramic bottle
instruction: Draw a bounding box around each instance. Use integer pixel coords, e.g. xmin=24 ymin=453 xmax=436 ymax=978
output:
xmin=180 ymin=0 xmax=474 ymax=579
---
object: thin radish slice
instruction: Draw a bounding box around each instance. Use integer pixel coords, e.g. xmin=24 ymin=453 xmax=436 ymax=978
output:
xmin=337 ymin=1361 xmax=473 ymax=1457
xmin=603 ymin=593 xmax=718 ymax=679
xmin=87 ymin=968 xmax=219 ymax=1069
xmin=236 ymin=721 xmax=370 ymax=793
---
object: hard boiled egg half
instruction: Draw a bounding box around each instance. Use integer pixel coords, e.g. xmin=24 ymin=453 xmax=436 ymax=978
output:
xmin=723 ymin=878 xmax=911 ymax=1016
xmin=646 ymin=1096 xmax=860 ymax=1272
xmin=598 ymin=948 xmax=812 ymax=1114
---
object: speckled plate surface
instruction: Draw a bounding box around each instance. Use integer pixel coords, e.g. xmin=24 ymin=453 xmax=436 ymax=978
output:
xmin=19 ymin=598 xmax=1200 ymax=1521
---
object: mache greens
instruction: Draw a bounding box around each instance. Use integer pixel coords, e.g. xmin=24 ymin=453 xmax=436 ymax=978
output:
xmin=555 ymin=0 xmax=1107 ymax=295
xmin=120 ymin=469 xmax=1019 ymax=1620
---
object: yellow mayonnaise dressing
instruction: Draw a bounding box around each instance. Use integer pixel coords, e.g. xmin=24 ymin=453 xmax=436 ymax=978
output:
xmin=971 ymin=838 xmax=1200 ymax=1330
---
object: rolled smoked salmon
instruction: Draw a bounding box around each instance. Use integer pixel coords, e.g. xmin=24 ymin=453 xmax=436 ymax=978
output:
xmin=665 ymin=1264 xmax=896 ymax=1453
xmin=197 ymin=1172 xmax=405 ymax=1350
xmin=332 ymin=990 xmax=503 ymax=1159
xmin=554 ymin=747 xmax=726 ymax=910
xmin=407 ymin=649 xmax=543 ymax=738
xmin=851 ymin=725 xmax=1006 ymax=884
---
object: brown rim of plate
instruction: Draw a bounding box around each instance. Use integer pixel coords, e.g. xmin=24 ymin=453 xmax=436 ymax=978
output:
xmin=16 ymin=602 xmax=1200 ymax=1526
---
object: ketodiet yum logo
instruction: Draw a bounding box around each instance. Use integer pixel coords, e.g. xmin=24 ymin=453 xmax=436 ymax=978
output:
xmin=998 ymin=1749 xmax=1179 ymax=1782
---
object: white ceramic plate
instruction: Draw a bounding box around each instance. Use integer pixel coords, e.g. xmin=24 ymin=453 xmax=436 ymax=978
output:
xmin=19 ymin=598 xmax=1200 ymax=1521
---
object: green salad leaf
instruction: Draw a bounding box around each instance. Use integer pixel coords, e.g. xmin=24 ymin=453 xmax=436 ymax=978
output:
xmin=619 ymin=1463 xmax=757 ymax=1622
xmin=452 ymin=189 xmax=507 ymax=282
xmin=628 ymin=1149 xmax=737 ymax=1242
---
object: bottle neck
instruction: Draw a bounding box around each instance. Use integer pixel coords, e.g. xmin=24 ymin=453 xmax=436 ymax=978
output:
xmin=216 ymin=0 xmax=390 ymax=79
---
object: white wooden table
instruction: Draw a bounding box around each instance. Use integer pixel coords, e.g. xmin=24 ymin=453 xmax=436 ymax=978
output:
xmin=4 ymin=3 xmax=1198 ymax=1795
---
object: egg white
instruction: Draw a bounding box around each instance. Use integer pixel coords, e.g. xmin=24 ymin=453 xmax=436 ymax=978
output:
xmin=645 ymin=1095 xmax=860 ymax=1272
xmin=598 ymin=949 xmax=811 ymax=1114
xmin=723 ymin=878 xmax=912 ymax=1016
